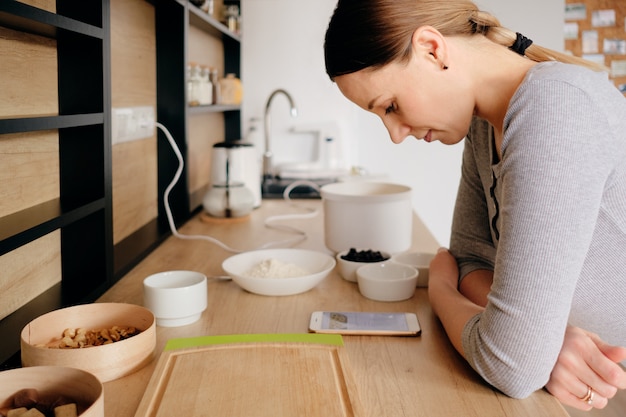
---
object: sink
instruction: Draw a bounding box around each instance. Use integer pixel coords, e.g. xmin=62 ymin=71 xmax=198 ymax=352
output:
xmin=261 ymin=177 xmax=336 ymax=199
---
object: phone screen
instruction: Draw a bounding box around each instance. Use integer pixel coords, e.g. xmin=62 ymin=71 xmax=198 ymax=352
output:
xmin=322 ymin=312 xmax=410 ymax=331
xmin=309 ymin=311 xmax=420 ymax=336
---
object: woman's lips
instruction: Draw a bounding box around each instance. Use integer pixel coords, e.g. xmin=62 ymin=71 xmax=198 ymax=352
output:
xmin=424 ymin=130 xmax=433 ymax=143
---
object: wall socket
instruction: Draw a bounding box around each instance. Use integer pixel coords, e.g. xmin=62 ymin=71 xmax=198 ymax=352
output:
xmin=111 ymin=106 xmax=155 ymax=144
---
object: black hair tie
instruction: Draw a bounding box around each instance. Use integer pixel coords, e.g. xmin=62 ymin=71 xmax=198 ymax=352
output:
xmin=509 ymin=32 xmax=533 ymax=56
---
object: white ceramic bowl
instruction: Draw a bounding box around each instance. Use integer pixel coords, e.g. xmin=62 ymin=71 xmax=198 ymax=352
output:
xmin=336 ymin=249 xmax=391 ymax=282
xmin=357 ymin=263 xmax=419 ymax=302
xmin=222 ymin=249 xmax=335 ymax=296
xmin=0 ymin=366 xmax=104 ymax=417
xmin=392 ymin=251 xmax=435 ymax=287
xmin=320 ymin=182 xmax=413 ymax=255
xmin=143 ymin=270 xmax=208 ymax=327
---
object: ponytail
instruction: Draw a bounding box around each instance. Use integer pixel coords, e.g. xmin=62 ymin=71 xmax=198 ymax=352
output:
xmin=325 ymin=0 xmax=606 ymax=79
xmin=470 ymin=9 xmax=606 ymax=71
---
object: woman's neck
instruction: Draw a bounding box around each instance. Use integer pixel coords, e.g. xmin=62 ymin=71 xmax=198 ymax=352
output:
xmin=468 ymin=40 xmax=538 ymax=155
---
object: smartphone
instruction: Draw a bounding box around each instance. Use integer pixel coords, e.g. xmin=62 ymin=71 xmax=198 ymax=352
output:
xmin=308 ymin=311 xmax=421 ymax=336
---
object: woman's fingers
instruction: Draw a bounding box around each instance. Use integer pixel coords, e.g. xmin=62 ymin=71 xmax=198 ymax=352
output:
xmin=552 ymin=388 xmax=606 ymax=411
xmin=588 ymin=333 xmax=626 ymax=389
xmin=547 ymin=352 xmax=608 ymax=410
xmin=546 ymin=326 xmax=626 ymax=410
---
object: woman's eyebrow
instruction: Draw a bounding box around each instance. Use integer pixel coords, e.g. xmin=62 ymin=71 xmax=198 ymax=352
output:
xmin=367 ymin=96 xmax=380 ymax=110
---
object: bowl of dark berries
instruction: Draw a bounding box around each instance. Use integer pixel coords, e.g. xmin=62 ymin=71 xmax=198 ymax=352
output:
xmin=336 ymin=248 xmax=391 ymax=283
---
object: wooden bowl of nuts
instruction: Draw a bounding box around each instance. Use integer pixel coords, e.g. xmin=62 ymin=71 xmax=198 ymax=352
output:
xmin=0 ymin=366 xmax=104 ymax=417
xmin=20 ymin=303 xmax=156 ymax=382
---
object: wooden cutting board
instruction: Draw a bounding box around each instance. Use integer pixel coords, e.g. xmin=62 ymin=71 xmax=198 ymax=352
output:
xmin=133 ymin=334 xmax=363 ymax=417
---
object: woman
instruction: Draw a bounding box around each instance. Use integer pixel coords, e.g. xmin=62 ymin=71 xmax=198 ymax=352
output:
xmin=324 ymin=0 xmax=626 ymax=411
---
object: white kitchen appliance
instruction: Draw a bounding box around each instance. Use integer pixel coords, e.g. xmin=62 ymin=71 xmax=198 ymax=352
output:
xmin=210 ymin=141 xmax=261 ymax=208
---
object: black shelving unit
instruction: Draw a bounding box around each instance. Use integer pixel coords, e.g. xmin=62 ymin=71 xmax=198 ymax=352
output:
xmin=0 ymin=0 xmax=242 ymax=369
xmin=0 ymin=0 xmax=111 ymax=367
xmin=154 ymin=0 xmax=241 ymax=228
xmin=110 ymin=0 xmax=241 ymax=285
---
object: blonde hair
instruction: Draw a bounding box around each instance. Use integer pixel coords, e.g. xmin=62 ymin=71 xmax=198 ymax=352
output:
xmin=325 ymin=0 xmax=605 ymax=78
xmin=469 ymin=8 xmax=605 ymax=71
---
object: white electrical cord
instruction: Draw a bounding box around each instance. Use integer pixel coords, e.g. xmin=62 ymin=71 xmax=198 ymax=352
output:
xmin=156 ymin=122 xmax=320 ymax=253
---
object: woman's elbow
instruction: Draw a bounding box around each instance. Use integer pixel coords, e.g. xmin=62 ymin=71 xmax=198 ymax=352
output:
xmin=483 ymin=368 xmax=551 ymax=399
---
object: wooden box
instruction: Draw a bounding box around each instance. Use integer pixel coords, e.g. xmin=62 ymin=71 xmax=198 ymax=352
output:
xmin=21 ymin=303 xmax=156 ymax=382
xmin=0 ymin=366 xmax=104 ymax=417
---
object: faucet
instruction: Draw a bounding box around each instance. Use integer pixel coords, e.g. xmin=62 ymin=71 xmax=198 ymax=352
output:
xmin=263 ymin=89 xmax=298 ymax=181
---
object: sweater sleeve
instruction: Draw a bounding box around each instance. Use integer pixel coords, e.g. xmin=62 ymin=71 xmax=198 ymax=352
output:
xmin=449 ymin=118 xmax=496 ymax=281
xmin=461 ymin=75 xmax=615 ymax=398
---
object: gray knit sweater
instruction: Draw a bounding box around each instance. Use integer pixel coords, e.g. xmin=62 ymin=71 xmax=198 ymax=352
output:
xmin=450 ymin=62 xmax=626 ymax=398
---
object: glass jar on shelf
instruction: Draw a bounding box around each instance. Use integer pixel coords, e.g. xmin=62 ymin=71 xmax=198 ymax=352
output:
xmin=223 ymin=4 xmax=240 ymax=34
xmin=209 ymin=67 xmax=221 ymax=105
xmin=219 ymin=73 xmax=242 ymax=105
xmin=187 ymin=62 xmax=202 ymax=106
xmin=199 ymin=65 xmax=213 ymax=106
xmin=201 ymin=0 xmax=214 ymax=15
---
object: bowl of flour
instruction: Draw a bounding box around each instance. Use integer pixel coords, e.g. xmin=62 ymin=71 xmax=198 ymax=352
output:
xmin=222 ymin=249 xmax=336 ymax=296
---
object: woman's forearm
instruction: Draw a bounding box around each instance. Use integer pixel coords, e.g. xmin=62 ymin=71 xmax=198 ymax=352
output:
xmin=431 ymin=251 xmax=626 ymax=407
xmin=428 ymin=248 xmax=484 ymax=358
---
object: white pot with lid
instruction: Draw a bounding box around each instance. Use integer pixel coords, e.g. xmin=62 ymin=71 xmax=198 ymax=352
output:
xmin=320 ymin=182 xmax=413 ymax=255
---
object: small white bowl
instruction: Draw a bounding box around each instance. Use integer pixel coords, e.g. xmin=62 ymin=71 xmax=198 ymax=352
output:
xmin=356 ymin=263 xmax=419 ymax=302
xmin=143 ymin=270 xmax=208 ymax=327
xmin=336 ymin=249 xmax=391 ymax=282
xmin=392 ymin=251 xmax=435 ymax=287
xmin=222 ymin=249 xmax=335 ymax=296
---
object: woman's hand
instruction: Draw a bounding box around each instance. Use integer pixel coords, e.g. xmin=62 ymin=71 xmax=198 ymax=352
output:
xmin=546 ymin=326 xmax=626 ymax=410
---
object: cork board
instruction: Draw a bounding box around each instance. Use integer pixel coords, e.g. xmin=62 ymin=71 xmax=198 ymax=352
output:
xmin=565 ymin=0 xmax=626 ymax=94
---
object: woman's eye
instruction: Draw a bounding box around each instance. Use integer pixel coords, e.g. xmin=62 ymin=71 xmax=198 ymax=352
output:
xmin=384 ymin=103 xmax=396 ymax=115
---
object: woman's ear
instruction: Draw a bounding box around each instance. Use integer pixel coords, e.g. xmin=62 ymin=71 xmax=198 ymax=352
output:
xmin=411 ymin=26 xmax=448 ymax=69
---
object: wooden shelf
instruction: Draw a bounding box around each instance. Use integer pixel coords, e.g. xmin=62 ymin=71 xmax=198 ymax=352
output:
xmin=188 ymin=104 xmax=240 ymax=114
xmin=0 ymin=113 xmax=104 ymax=135
xmin=0 ymin=1 xmax=103 ymax=39
xmin=0 ymin=198 xmax=105 ymax=256
xmin=188 ymin=3 xmax=240 ymax=42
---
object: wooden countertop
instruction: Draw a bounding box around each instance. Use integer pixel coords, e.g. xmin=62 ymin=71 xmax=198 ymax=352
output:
xmin=98 ymin=200 xmax=567 ymax=417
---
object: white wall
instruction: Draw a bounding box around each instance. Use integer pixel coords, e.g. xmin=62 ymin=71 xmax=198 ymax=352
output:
xmin=241 ymin=0 xmax=564 ymax=246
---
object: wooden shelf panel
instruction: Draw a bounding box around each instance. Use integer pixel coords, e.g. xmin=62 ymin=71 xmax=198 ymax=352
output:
xmin=0 ymin=198 xmax=106 ymax=256
xmin=0 ymin=1 xmax=103 ymax=39
xmin=188 ymin=3 xmax=240 ymax=42
xmin=0 ymin=113 xmax=104 ymax=135
xmin=0 ymin=282 xmax=62 ymax=369
xmin=188 ymin=103 xmax=240 ymax=114
xmin=113 ymin=218 xmax=169 ymax=279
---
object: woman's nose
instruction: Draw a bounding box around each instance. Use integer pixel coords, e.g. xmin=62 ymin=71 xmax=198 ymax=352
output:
xmin=383 ymin=119 xmax=411 ymax=144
